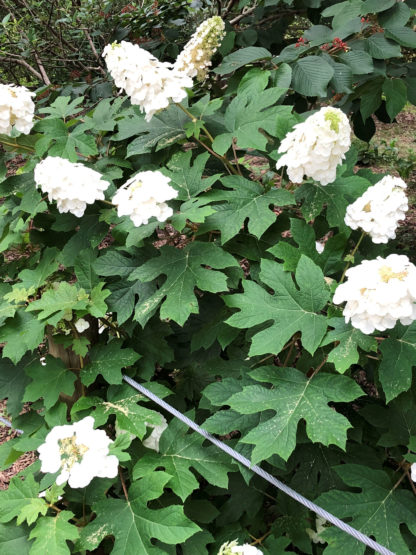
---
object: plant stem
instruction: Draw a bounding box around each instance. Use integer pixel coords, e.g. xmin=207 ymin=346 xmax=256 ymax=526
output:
xmin=119 ymin=467 xmax=129 ymax=501
xmin=309 ymin=355 xmax=328 ymax=379
xmin=0 ymin=139 xmax=34 ymax=152
xmin=339 ymin=231 xmax=366 ymax=283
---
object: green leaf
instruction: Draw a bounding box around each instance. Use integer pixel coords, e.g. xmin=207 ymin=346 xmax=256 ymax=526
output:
xmin=133 ymin=418 xmax=233 ymax=501
xmin=382 ymin=78 xmax=407 ymax=120
xmin=339 ymin=50 xmax=374 ymax=75
xmin=72 ymin=386 xmax=162 ymax=439
xmin=214 ymin=47 xmax=272 ymax=75
xmin=385 ymin=26 xmax=416 ymax=48
xmin=201 ymin=176 xmax=294 ymax=243
xmin=226 ymin=256 xmax=329 ymax=356
xmin=317 ymin=465 xmax=416 ymax=554
xmin=60 ymin=215 xmax=108 ymax=267
xmin=0 ymin=475 xmax=47 ymax=525
xmin=81 ymin=339 xmax=140 ymax=386
xmin=133 ymin=320 xmax=174 ymax=380
xmin=295 ymin=175 xmax=370 ymax=232
xmin=79 ymin=473 xmax=200 ymax=553
xmin=0 ymin=311 xmax=45 ymax=364
xmin=126 ymin=105 xmax=187 ymax=156
xmin=0 ymin=355 xmax=34 ymax=417
xmin=26 ymin=282 xmax=89 ymax=326
xmin=29 ymin=511 xmax=79 ymax=555
xmin=379 ymin=2 xmax=411 ymax=27
xmin=163 ymin=151 xmax=220 ymax=201
xmin=291 ymin=56 xmax=334 ymax=97
xmin=88 ymin=283 xmax=111 ymax=318
xmin=24 ymin=356 xmax=76 ymax=409
xmin=329 ymin=62 xmax=353 ymax=93
xmin=321 ymin=318 xmax=377 ymax=373
xmin=367 ymin=32 xmax=402 ymax=59
xmin=0 ymin=283 xmax=15 ymax=326
xmin=14 ymin=248 xmax=59 ymax=294
xmin=378 ymin=322 xmax=416 ymax=403
xmin=107 ymin=280 xmax=153 ymax=325
xmin=238 ymin=68 xmax=271 ymax=96
xmin=361 ymin=0 xmax=395 ymax=13
xmin=227 ymin=366 xmax=362 ymax=461
xmin=87 ymin=97 xmax=125 ymax=131
xmin=74 ymin=249 xmax=100 ymax=291
xmin=38 ymin=96 xmax=84 ymax=119
xmin=130 ymin=242 xmax=238 ymax=327
xmin=212 ymin=90 xmax=293 ymax=155
xmin=0 ymin=522 xmax=32 ymax=554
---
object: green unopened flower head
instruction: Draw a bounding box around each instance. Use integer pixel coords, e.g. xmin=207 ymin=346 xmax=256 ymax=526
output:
xmin=324 ymin=108 xmax=342 ymax=133
xmin=174 ymin=16 xmax=225 ymax=81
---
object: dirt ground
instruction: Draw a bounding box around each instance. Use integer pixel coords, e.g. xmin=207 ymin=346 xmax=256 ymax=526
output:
xmin=0 ymin=106 xmax=415 ymax=490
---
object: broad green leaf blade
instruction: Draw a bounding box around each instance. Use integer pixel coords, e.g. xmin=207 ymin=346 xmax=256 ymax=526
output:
xmin=29 ymin=511 xmax=79 ymax=555
xmin=382 ymin=77 xmax=407 ymax=120
xmin=133 ymin=418 xmax=234 ymax=501
xmin=15 ymin=248 xmax=59 ymax=293
xmin=226 ymin=256 xmax=329 ymax=356
xmin=81 ymin=339 xmax=140 ymax=386
xmin=0 ymin=522 xmax=32 ymax=554
xmin=201 ymin=176 xmax=294 ymax=243
xmin=79 ymin=473 xmax=200 ymax=553
xmin=317 ymin=465 xmax=416 ymax=554
xmin=339 ymin=50 xmax=374 ymax=74
xmin=214 ymin=46 xmax=272 ymax=75
xmin=385 ymin=26 xmax=416 ymax=48
xmin=291 ymin=56 xmax=334 ymax=97
xmin=130 ymin=242 xmax=238 ymax=327
xmin=0 ymin=311 xmax=45 ymax=364
xmin=26 ymin=282 xmax=89 ymax=326
xmin=24 ymin=356 xmax=76 ymax=410
xmin=378 ymin=322 xmax=416 ymax=403
xmin=0 ymin=354 xmax=34 ymax=417
xmin=0 ymin=475 xmax=47 ymax=525
xmin=227 ymin=366 xmax=362 ymax=461
xmin=367 ymin=32 xmax=402 ymax=59
xmin=72 ymin=386 xmax=161 ymax=439
xmin=321 ymin=318 xmax=377 ymax=373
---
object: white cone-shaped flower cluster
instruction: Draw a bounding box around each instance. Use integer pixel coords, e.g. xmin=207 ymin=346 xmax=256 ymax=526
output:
xmin=218 ymin=541 xmax=263 ymax=555
xmin=112 ymin=170 xmax=178 ymax=227
xmin=333 ymin=254 xmax=416 ymax=334
xmin=174 ymin=16 xmax=225 ymax=80
xmin=103 ymin=41 xmax=192 ymax=122
xmin=34 ymin=156 xmax=110 ymax=217
xmin=344 ymin=175 xmax=408 ymax=243
xmin=276 ymin=107 xmax=351 ymax=185
xmin=0 ymin=84 xmax=35 ymax=135
xmin=38 ymin=416 xmax=119 ymax=488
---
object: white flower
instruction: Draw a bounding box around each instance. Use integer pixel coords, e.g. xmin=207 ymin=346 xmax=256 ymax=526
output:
xmin=103 ymin=41 xmax=192 ymax=121
xmin=38 ymin=416 xmax=119 ymax=488
xmin=315 ymin=241 xmax=325 ymax=254
xmin=218 ymin=540 xmax=263 ymax=555
xmin=112 ymin=170 xmax=178 ymax=227
xmin=344 ymin=175 xmax=408 ymax=243
xmin=333 ymin=254 xmax=416 ymax=334
xmin=143 ymin=415 xmax=168 ymax=452
xmin=34 ymin=156 xmax=110 ymax=217
xmin=0 ymin=84 xmax=35 ymax=136
xmin=74 ymin=318 xmax=90 ymax=333
xmin=276 ymin=107 xmax=351 ymax=185
xmin=174 ymin=16 xmax=225 ymax=80
xmin=411 ymin=463 xmax=416 ymax=482
xmin=306 ymin=516 xmax=327 ymax=544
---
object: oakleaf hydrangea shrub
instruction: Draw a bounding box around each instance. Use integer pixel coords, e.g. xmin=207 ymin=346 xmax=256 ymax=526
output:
xmin=0 ymin=11 xmax=416 ymax=555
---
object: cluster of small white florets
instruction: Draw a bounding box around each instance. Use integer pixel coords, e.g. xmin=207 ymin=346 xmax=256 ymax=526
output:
xmin=112 ymin=170 xmax=178 ymax=227
xmin=276 ymin=107 xmax=351 ymax=185
xmin=103 ymin=41 xmax=192 ymax=121
xmin=218 ymin=540 xmax=263 ymax=555
xmin=344 ymin=175 xmax=408 ymax=243
xmin=174 ymin=16 xmax=225 ymax=80
xmin=38 ymin=416 xmax=119 ymax=488
xmin=0 ymin=83 xmax=35 ymax=135
xmin=333 ymin=254 xmax=416 ymax=334
xmin=34 ymin=156 xmax=110 ymax=217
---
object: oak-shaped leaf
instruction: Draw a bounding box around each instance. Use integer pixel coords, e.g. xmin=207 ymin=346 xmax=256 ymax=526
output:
xmin=226 ymin=256 xmax=329 ymax=356
xmin=81 ymin=339 xmax=140 ymax=386
xmin=227 ymin=365 xmax=363 ymax=462
xmin=0 ymin=475 xmax=47 ymax=526
xmin=130 ymin=242 xmax=238 ymax=327
xmin=0 ymin=311 xmax=45 ymax=364
xmin=72 ymin=385 xmax=162 ymax=439
xmin=200 ymin=175 xmax=294 ymax=244
xmin=78 ymin=472 xmax=200 ymax=553
xmin=29 ymin=511 xmax=79 ymax=555
xmin=23 ymin=356 xmax=76 ymax=410
xmin=317 ymin=464 xmax=416 ymax=554
xmin=378 ymin=322 xmax=416 ymax=403
xmin=133 ymin=418 xmax=234 ymax=501
xmin=321 ymin=318 xmax=377 ymax=373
